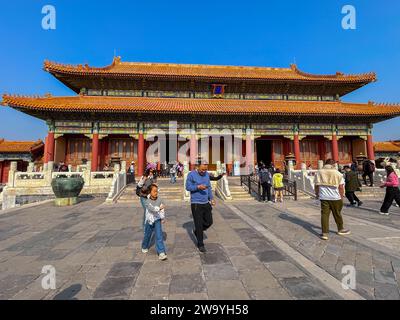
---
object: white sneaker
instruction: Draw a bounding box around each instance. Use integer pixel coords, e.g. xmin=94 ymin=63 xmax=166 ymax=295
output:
xmin=141 ymin=248 xmax=148 ymax=253
xmin=379 ymin=212 xmax=386 ymax=215
xmin=159 ymin=253 xmax=168 ymax=260
xmin=385 ymin=212 xmax=390 ymax=216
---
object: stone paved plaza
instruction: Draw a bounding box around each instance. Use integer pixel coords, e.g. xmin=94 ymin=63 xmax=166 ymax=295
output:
xmin=0 ymin=189 xmax=400 ymax=300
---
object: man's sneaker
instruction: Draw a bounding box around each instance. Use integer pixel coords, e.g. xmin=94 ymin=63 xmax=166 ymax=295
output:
xmin=198 ymin=246 xmax=206 ymax=253
xmin=379 ymin=211 xmax=386 ymax=215
xmin=159 ymin=253 xmax=168 ymax=260
xmin=320 ymin=234 xmax=329 ymax=240
xmin=338 ymin=229 xmax=351 ymax=236
xmin=141 ymin=248 xmax=149 ymax=253
xmin=357 ymin=201 xmax=363 ymax=207
xmin=385 ymin=212 xmax=390 ymax=216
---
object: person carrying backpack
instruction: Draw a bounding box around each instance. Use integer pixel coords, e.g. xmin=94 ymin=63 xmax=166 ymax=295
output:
xmin=258 ymin=164 xmax=272 ymax=202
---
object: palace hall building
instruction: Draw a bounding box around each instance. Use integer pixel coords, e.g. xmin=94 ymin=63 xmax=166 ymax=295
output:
xmin=2 ymin=57 xmax=400 ymax=175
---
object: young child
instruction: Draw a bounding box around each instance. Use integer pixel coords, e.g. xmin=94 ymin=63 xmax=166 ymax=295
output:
xmin=272 ymin=169 xmax=284 ymax=203
xmin=141 ymin=184 xmax=167 ymax=260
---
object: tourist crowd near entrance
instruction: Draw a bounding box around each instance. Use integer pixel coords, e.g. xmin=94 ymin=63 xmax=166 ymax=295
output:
xmin=2 ymin=56 xmax=400 ymax=174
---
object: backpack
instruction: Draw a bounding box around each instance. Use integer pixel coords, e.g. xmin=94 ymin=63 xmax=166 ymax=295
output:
xmin=259 ymin=169 xmax=271 ymax=184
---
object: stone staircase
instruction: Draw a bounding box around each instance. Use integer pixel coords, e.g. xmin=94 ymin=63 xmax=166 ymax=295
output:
xmin=224 ymin=177 xmax=255 ymax=201
xmin=157 ymin=180 xmax=183 ymax=202
xmin=116 ymin=185 xmax=136 ymax=203
xmin=116 ymin=178 xmax=184 ymax=203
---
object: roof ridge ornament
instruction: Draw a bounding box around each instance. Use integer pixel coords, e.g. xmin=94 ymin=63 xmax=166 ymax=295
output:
xmin=113 ymin=56 xmax=122 ymax=64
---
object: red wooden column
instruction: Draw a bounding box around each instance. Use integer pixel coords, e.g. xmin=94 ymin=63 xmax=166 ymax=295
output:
xmin=367 ymin=134 xmax=375 ymax=161
xmin=43 ymin=136 xmax=49 ymax=164
xmin=294 ymin=134 xmax=301 ymax=169
xmin=332 ymin=134 xmax=339 ymax=163
xmin=245 ymin=129 xmax=254 ymax=174
xmin=318 ymin=139 xmax=325 ymax=162
xmin=91 ymin=133 xmax=99 ymax=171
xmin=137 ymin=126 xmax=145 ymax=176
xmin=0 ymin=161 xmax=3 ymax=184
xmin=46 ymin=132 xmax=55 ymax=163
xmin=189 ymin=128 xmax=197 ymax=170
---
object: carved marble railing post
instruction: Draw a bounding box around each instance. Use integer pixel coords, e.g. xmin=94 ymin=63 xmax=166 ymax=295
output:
xmin=183 ymin=161 xmax=190 ymax=201
xmin=318 ymin=160 xmax=324 ymax=170
xmin=83 ymin=161 xmax=91 ymax=187
xmin=300 ymin=163 xmax=307 ymax=191
xmin=45 ymin=161 xmax=54 ymax=186
xmin=287 ymin=160 xmax=294 ymax=179
xmin=7 ymin=161 xmax=18 ymax=187
xmin=27 ymin=162 xmax=34 ymax=173
xmin=121 ymin=161 xmax=126 ymax=173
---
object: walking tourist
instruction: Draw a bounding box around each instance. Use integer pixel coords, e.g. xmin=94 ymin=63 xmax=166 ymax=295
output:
xmin=128 ymin=161 xmax=136 ymax=183
xmin=351 ymin=160 xmax=358 ymax=172
xmin=344 ymin=165 xmax=362 ymax=207
xmin=314 ymin=159 xmax=351 ymax=240
xmin=259 ymin=164 xmax=272 ymax=202
xmin=379 ymin=165 xmax=400 ymax=215
xmin=137 ymin=167 xmax=157 ymax=229
xmin=141 ymin=184 xmax=167 ymax=261
xmin=58 ymin=162 xmax=69 ymax=172
xmin=185 ymin=161 xmax=215 ymax=253
xmin=362 ymin=159 xmax=375 ymax=187
xmin=169 ymin=163 xmax=177 ymax=184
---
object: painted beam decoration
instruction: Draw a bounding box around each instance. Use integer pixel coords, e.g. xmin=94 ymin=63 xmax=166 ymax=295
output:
xmin=54 ymin=121 xmax=92 ymax=134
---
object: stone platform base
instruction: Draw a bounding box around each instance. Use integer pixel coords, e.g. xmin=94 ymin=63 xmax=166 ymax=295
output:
xmin=54 ymin=197 xmax=78 ymax=206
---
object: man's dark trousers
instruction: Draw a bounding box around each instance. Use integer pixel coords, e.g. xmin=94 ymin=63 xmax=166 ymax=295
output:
xmin=345 ymin=191 xmax=360 ymax=205
xmin=191 ymin=203 xmax=213 ymax=247
xmin=261 ymin=182 xmax=272 ymax=201
xmin=362 ymin=172 xmax=374 ymax=186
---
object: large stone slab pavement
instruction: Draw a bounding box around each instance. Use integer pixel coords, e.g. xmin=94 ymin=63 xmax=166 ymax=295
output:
xmin=0 ymin=193 xmax=399 ymax=300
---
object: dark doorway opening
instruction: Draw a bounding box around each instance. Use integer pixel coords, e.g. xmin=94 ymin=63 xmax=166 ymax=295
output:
xmin=256 ymin=139 xmax=272 ymax=166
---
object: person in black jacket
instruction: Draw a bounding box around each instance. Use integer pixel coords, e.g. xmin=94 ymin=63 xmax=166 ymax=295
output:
xmin=362 ymin=160 xmax=375 ymax=187
xmin=344 ymin=166 xmax=362 ymax=206
xmin=259 ymin=164 xmax=272 ymax=202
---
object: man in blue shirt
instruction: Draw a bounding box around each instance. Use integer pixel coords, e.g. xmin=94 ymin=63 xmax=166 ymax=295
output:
xmin=185 ymin=162 xmax=216 ymax=253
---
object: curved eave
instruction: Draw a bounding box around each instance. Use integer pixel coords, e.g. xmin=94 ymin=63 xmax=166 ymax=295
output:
xmin=43 ymin=59 xmax=377 ymax=95
xmin=2 ymin=95 xmax=400 ymax=124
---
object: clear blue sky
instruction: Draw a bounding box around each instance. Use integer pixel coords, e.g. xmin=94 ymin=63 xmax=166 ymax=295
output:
xmin=0 ymin=0 xmax=399 ymax=141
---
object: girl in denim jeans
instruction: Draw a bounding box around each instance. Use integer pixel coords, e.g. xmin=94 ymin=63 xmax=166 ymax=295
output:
xmin=141 ymin=184 xmax=167 ymax=260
